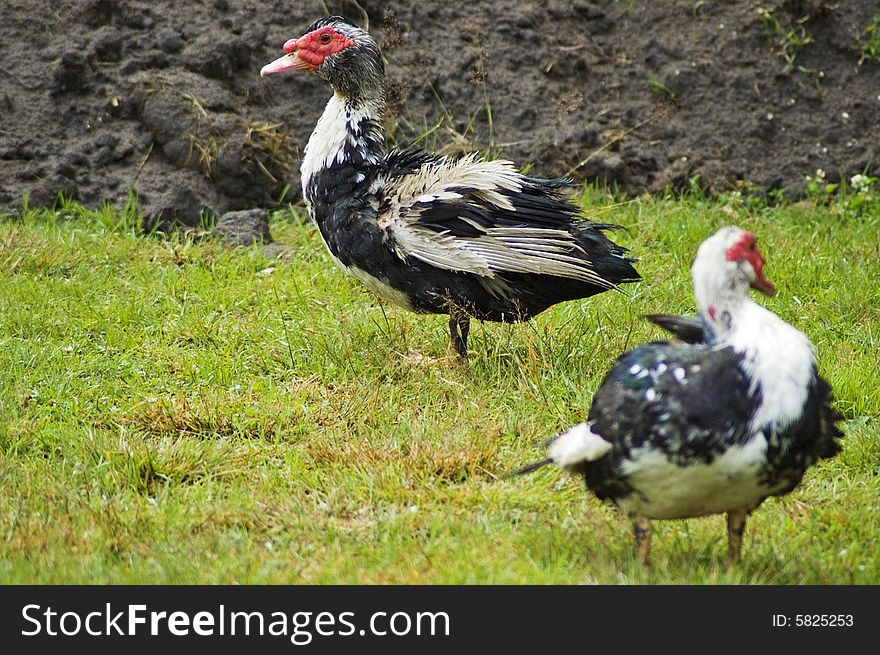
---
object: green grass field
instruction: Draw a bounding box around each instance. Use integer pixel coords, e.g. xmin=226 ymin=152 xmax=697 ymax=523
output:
xmin=1 ymin=188 xmax=878 ymax=584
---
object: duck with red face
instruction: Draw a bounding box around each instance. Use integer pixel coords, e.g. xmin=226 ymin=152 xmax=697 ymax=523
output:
xmin=262 ymin=16 xmax=640 ymax=360
xmin=518 ymin=227 xmax=843 ymax=567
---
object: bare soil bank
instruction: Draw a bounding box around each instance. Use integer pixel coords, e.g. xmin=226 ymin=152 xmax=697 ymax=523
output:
xmin=2 ymin=1 xmax=878 ymax=226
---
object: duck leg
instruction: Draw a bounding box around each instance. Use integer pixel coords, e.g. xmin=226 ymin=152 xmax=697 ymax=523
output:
xmin=459 ymin=316 xmax=470 ymax=353
xmin=448 ymin=311 xmax=471 ymax=360
xmin=633 ymin=516 xmax=652 ymax=566
xmin=725 ymin=510 xmax=748 ymax=569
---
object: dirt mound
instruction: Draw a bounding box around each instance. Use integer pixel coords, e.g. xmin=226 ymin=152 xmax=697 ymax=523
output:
xmin=1 ymin=1 xmax=878 ymax=226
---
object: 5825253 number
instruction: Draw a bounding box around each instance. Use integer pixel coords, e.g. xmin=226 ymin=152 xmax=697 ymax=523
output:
xmin=794 ymin=614 xmax=853 ymax=627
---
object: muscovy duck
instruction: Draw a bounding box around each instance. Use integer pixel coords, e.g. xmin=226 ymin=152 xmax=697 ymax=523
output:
xmin=261 ymin=16 xmax=640 ymax=359
xmin=518 ymin=226 xmax=843 ymax=566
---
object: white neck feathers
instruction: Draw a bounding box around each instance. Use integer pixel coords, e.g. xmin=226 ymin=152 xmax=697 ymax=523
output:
xmin=690 ymin=231 xmax=815 ymax=432
xmin=713 ymin=296 xmax=816 ymax=433
xmin=300 ymin=92 xmax=383 ymax=205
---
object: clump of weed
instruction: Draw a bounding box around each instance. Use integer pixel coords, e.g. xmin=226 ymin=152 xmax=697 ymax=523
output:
xmin=756 ymin=4 xmax=814 ymax=74
xmin=646 ymin=71 xmax=677 ymax=102
xmin=242 ymin=121 xmax=299 ymax=186
xmin=803 ymin=168 xmax=880 ymax=217
xmin=857 ymin=15 xmax=880 ymax=65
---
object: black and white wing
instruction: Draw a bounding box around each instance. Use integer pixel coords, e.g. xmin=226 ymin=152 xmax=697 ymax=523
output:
xmin=376 ymin=150 xmax=639 ymax=289
xmin=514 ymin=340 xmax=759 ymax=497
xmin=643 ymin=312 xmax=842 ymax=461
xmin=586 ymin=341 xmax=756 ymax=466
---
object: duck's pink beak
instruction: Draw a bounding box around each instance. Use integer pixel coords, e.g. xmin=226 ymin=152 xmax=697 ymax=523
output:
xmin=750 ymin=271 xmax=777 ymax=296
xmin=749 ymin=251 xmax=776 ymax=296
xmin=260 ymin=38 xmax=311 ymax=77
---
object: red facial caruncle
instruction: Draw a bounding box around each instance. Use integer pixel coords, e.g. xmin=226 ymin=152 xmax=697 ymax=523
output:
xmin=261 ymin=26 xmax=355 ymax=77
xmin=724 ymin=231 xmax=776 ymax=296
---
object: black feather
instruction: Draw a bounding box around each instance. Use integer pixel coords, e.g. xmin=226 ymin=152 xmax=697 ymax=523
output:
xmin=644 ymin=313 xmax=709 ymax=344
xmin=508 ymin=458 xmax=554 ymax=477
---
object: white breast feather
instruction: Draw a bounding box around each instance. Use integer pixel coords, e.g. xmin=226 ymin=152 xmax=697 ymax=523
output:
xmin=727 ymin=302 xmax=816 ymax=432
xmin=617 ymin=433 xmax=779 ymax=518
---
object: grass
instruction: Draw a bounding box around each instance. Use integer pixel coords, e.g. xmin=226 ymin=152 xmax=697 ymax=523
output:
xmin=646 ymin=71 xmax=677 ymax=103
xmin=756 ymin=4 xmax=815 ymax=74
xmin=0 ymin=188 xmax=878 ymax=584
xmin=858 ymin=15 xmax=880 ymax=66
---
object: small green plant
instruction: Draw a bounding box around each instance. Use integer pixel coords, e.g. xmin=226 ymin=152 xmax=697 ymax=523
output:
xmin=858 ymin=15 xmax=880 ymax=65
xmin=804 ymin=168 xmax=837 ymax=199
xmin=842 ymin=173 xmax=879 ymax=214
xmin=803 ymin=168 xmax=879 ymax=217
xmin=614 ymin=0 xmax=634 ymax=17
xmin=646 ymin=71 xmax=677 ymax=102
xmin=756 ymin=4 xmax=814 ymax=73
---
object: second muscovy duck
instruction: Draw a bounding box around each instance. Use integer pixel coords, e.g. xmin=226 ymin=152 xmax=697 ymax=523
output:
xmin=261 ymin=16 xmax=640 ymax=359
xmin=518 ymin=227 xmax=844 ymax=566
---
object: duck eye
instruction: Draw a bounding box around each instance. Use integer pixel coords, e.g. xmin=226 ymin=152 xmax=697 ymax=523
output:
xmin=320 ymin=33 xmax=332 ymax=44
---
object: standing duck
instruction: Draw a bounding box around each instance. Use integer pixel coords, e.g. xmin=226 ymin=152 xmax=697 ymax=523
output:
xmin=261 ymin=16 xmax=640 ymax=359
xmin=518 ymin=226 xmax=843 ymax=566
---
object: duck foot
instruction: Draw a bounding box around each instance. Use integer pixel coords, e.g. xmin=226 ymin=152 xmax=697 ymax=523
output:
xmin=448 ymin=313 xmax=471 ymax=361
xmin=633 ymin=516 xmax=652 ymax=566
xmin=725 ymin=510 xmax=748 ymax=570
